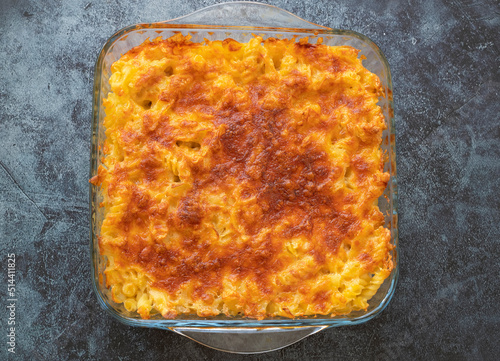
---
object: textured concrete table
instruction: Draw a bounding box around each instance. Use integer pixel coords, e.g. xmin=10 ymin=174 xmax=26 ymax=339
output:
xmin=1 ymin=0 xmax=499 ymax=360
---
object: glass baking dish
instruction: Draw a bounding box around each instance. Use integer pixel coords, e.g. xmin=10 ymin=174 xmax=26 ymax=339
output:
xmin=89 ymin=1 xmax=398 ymax=354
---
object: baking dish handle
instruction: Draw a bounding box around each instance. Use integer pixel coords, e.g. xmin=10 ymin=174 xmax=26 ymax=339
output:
xmin=162 ymin=1 xmax=330 ymax=30
xmin=171 ymin=325 xmax=328 ymax=353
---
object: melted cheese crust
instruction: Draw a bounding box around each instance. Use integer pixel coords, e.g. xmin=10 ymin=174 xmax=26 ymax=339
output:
xmin=91 ymin=34 xmax=393 ymax=320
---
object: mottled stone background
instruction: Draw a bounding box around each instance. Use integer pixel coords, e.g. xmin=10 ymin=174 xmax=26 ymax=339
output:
xmin=0 ymin=0 xmax=499 ymax=360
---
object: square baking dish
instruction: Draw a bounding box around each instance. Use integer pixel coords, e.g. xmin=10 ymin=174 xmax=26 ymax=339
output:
xmin=89 ymin=1 xmax=398 ymax=353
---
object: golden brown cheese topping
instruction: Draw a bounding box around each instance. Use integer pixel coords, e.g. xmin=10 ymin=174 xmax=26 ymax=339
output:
xmin=91 ymin=34 xmax=393 ymax=319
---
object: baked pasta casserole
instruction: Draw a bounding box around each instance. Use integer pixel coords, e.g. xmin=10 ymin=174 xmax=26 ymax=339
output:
xmin=90 ymin=34 xmax=393 ymax=320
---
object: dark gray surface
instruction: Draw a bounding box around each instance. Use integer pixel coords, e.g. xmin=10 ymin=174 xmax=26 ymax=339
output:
xmin=0 ymin=0 xmax=499 ymax=360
